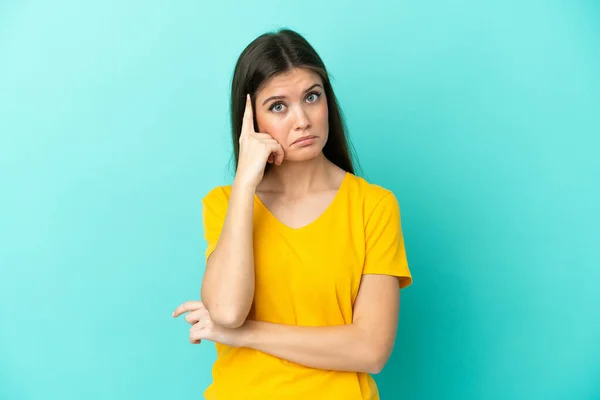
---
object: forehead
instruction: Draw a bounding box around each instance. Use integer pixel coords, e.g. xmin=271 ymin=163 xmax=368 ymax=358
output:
xmin=257 ymin=68 xmax=322 ymax=95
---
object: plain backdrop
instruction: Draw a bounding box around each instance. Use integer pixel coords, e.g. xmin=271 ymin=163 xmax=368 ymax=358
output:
xmin=1 ymin=1 xmax=599 ymax=399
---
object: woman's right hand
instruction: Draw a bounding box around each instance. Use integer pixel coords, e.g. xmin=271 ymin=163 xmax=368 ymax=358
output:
xmin=235 ymin=94 xmax=285 ymax=189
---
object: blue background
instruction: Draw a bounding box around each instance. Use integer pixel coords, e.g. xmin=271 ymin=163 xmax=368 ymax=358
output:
xmin=1 ymin=1 xmax=599 ymax=399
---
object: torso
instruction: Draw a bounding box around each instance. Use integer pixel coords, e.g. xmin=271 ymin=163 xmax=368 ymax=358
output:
xmin=201 ymin=171 xmax=410 ymax=400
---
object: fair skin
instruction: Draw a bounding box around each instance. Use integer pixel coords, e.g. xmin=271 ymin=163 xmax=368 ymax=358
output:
xmin=173 ymin=67 xmax=401 ymax=374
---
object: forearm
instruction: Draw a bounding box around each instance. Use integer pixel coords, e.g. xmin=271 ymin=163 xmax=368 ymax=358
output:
xmin=240 ymin=321 xmax=386 ymax=374
xmin=201 ymin=180 xmax=256 ymax=328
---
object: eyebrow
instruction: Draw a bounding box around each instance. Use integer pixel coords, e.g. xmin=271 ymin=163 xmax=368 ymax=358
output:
xmin=261 ymin=83 xmax=323 ymax=106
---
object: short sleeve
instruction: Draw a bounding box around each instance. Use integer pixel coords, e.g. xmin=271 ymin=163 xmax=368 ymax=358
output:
xmin=363 ymin=192 xmax=413 ymax=289
xmin=202 ymin=186 xmax=229 ymax=261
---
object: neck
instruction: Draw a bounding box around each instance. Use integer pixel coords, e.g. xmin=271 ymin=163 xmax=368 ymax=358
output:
xmin=261 ymin=153 xmax=335 ymax=196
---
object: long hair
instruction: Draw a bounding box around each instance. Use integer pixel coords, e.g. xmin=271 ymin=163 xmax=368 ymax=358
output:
xmin=229 ymin=28 xmax=361 ymax=176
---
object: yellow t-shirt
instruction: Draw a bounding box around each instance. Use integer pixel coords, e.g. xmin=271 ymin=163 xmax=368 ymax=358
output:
xmin=201 ymin=171 xmax=412 ymax=400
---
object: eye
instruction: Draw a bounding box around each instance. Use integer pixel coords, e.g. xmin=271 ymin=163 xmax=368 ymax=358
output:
xmin=270 ymin=103 xmax=285 ymax=113
xmin=306 ymin=91 xmax=322 ymax=103
xmin=268 ymin=91 xmax=322 ymax=113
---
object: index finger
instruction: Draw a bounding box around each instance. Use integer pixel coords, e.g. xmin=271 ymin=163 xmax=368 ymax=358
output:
xmin=172 ymin=300 xmax=203 ymax=318
xmin=241 ymin=93 xmax=255 ymax=136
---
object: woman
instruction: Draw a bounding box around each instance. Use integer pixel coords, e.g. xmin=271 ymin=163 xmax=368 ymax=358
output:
xmin=173 ymin=28 xmax=413 ymax=399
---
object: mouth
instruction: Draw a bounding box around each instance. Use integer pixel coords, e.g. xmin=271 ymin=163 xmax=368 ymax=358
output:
xmin=292 ymin=135 xmax=318 ymax=145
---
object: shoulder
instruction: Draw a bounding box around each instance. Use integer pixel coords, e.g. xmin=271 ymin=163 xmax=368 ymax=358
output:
xmin=202 ymin=185 xmax=233 ymax=207
xmin=345 ymin=173 xmax=399 ymax=217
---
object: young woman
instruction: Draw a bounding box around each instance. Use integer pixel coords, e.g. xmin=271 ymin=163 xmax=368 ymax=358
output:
xmin=173 ymin=28 xmax=413 ymax=399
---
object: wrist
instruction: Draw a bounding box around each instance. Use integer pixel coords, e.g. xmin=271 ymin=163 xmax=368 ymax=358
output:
xmin=232 ymin=177 xmax=257 ymax=195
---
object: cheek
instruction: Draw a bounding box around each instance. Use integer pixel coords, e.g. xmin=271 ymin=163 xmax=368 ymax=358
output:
xmin=257 ymin=115 xmax=287 ymax=138
xmin=314 ymin=102 xmax=329 ymax=129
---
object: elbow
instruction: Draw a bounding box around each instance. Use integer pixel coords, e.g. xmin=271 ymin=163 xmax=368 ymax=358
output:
xmin=367 ymin=359 xmax=386 ymax=375
xmin=365 ymin=346 xmax=392 ymax=375
xmin=200 ymin=291 xmax=251 ymax=329
xmin=210 ymin=308 xmax=248 ymax=329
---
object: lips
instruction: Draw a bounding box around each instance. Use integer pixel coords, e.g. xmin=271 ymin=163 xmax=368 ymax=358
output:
xmin=293 ymin=135 xmax=317 ymax=144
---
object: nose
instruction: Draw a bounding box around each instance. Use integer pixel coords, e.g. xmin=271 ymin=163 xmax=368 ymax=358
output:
xmin=293 ymin=106 xmax=311 ymax=130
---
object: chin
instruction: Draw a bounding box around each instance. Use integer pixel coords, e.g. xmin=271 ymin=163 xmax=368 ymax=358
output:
xmin=285 ymin=146 xmax=324 ymax=162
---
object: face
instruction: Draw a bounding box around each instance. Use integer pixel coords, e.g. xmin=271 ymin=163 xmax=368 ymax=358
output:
xmin=254 ymin=68 xmax=328 ymax=162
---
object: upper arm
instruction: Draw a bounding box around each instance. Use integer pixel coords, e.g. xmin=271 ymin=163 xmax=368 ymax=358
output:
xmin=201 ymin=186 xmax=230 ymax=302
xmin=352 ymin=274 xmax=400 ymax=368
xmin=362 ymin=192 xmax=412 ymax=288
xmin=202 ymin=186 xmax=229 ymax=262
xmin=351 ymin=190 xmax=412 ymax=370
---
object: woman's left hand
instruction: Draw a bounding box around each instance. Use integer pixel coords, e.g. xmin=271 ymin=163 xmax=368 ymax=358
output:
xmin=172 ymin=300 xmax=244 ymax=347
